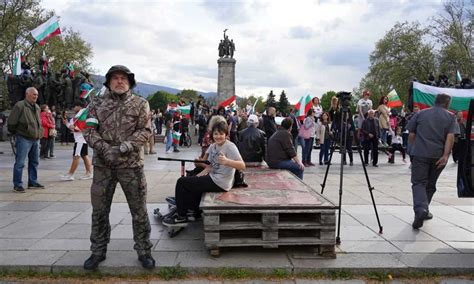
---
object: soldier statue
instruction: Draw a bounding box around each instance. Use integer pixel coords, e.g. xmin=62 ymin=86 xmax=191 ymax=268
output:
xmin=218 ymin=29 xmax=236 ymax=58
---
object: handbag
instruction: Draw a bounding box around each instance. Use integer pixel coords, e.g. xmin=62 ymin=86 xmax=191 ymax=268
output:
xmin=49 ymin=128 xmax=58 ymax=137
xmin=298 ymin=125 xmax=312 ymax=139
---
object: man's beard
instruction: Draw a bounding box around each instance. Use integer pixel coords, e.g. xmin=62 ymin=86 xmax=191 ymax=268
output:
xmin=111 ymin=87 xmax=129 ymax=95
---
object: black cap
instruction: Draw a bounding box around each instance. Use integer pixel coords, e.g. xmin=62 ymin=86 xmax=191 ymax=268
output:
xmin=104 ymin=65 xmax=136 ymax=89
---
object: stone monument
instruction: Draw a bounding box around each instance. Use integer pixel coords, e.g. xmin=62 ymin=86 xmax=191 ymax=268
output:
xmin=217 ymin=29 xmax=236 ymax=105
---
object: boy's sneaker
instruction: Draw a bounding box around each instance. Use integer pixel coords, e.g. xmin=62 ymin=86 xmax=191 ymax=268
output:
xmin=166 ymin=149 xmax=173 ymax=154
xmin=80 ymin=173 xmax=93 ymax=180
xmin=60 ymin=174 xmax=75 ymax=181
xmin=13 ymin=186 xmax=25 ymax=193
xmin=162 ymin=214 xmax=189 ymax=227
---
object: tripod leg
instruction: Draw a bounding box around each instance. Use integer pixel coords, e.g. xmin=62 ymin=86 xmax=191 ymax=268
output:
xmin=357 ymin=145 xmax=383 ymax=234
xmin=180 ymin=161 xmax=185 ymax=177
xmin=320 ymin=140 xmax=336 ymax=194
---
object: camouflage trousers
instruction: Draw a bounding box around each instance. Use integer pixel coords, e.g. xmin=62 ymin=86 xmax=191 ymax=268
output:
xmin=89 ymin=166 xmax=152 ymax=257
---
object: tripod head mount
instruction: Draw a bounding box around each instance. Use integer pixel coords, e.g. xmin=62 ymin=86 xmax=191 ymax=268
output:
xmin=336 ymin=91 xmax=352 ymax=113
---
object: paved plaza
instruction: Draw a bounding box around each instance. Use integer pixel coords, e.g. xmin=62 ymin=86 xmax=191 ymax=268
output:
xmin=0 ymin=138 xmax=472 ymax=276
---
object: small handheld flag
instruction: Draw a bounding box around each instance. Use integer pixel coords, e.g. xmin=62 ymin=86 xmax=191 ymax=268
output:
xmin=73 ymin=108 xmax=89 ymax=130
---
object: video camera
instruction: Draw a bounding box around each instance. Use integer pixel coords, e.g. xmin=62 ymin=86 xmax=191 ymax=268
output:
xmin=336 ymin=91 xmax=352 ymax=111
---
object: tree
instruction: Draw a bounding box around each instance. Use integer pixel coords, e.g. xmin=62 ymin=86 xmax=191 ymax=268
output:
xmin=176 ymin=89 xmax=199 ymax=102
xmin=147 ymin=90 xmax=176 ymax=111
xmin=255 ymin=96 xmax=266 ymax=113
xmin=320 ymin=91 xmax=336 ymax=111
xmin=277 ymin=90 xmax=290 ymax=115
xmin=265 ymin=90 xmax=277 ymax=109
xmin=360 ymin=22 xmax=436 ymax=107
xmin=0 ymin=0 xmax=93 ymax=109
xmin=429 ymin=0 xmax=473 ymax=79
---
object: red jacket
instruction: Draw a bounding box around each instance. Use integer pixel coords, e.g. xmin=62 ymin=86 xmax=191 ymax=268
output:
xmin=40 ymin=112 xmax=55 ymax=138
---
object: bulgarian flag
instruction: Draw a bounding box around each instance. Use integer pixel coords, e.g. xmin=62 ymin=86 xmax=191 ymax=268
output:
xmin=386 ymin=89 xmax=403 ymax=108
xmin=172 ymin=131 xmax=181 ymax=144
xmin=30 ymin=15 xmax=61 ymax=45
xmin=13 ymin=50 xmax=22 ymax=76
xmin=177 ymin=104 xmax=191 ymax=119
xmin=219 ymin=95 xmax=236 ymax=108
xmin=295 ymin=94 xmax=312 ymax=119
xmin=73 ymin=108 xmax=88 ymax=130
xmin=456 ymin=70 xmax=462 ymax=82
xmin=85 ymin=117 xmax=98 ymax=129
xmin=80 ymin=83 xmax=93 ymax=99
xmin=412 ymin=82 xmax=474 ymax=119
xmin=80 ymin=88 xmax=94 ymax=99
xmin=166 ymin=102 xmax=178 ymax=112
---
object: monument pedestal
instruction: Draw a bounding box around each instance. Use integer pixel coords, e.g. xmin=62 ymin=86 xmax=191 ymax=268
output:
xmin=217 ymin=57 xmax=236 ymax=105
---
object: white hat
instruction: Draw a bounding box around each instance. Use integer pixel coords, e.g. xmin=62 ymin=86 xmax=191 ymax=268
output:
xmin=248 ymin=114 xmax=258 ymax=125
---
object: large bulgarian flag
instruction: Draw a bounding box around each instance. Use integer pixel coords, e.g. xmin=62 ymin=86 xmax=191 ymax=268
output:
xmin=387 ymin=89 xmax=403 ymax=108
xmin=30 ymin=16 xmax=61 ymax=45
xmin=177 ymin=104 xmax=191 ymax=119
xmin=412 ymin=82 xmax=474 ymax=119
xmin=219 ymin=95 xmax=236 ymax=108
xmin=295 ymin=94 xmax=312 ymax=119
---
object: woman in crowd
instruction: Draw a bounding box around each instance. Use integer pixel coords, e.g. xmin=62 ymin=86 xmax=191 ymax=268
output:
xmin=312 ymin=97 xmax=323 ymax=121
xmin=163 ymin=120 xmax=245 ymax=227
xmin=317 ymin=112 xmax=332 ymax=165
xmin=39 ymin=104 xmax=54 ymax=159
xmin=301 ymin=108 xmax=316 ymax=167
xmin=377 ymin=95 xmax=390 ymax=147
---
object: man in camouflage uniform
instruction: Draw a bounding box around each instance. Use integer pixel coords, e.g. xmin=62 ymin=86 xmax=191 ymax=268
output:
xmin=83 ymin=65 xmax=155 ymax=270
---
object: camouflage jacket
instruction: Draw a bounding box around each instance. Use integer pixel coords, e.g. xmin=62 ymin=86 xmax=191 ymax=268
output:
xmin=83 ymin=90 xmax=151 ymax=169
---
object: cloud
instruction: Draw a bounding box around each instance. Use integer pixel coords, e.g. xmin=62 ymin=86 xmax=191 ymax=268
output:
xmin=200 ymin=0 xmax=251 ymax=23
xmin=288 ymin=26 xmax=316 ymax=39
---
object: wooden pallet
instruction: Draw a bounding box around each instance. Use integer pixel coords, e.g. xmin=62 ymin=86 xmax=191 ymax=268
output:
xmin=200 ymin=169 xmax=337 ymax=257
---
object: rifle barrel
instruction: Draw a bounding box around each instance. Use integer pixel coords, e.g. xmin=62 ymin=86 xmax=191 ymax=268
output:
xmin=157 ymin=157 xmax=210 ymax=164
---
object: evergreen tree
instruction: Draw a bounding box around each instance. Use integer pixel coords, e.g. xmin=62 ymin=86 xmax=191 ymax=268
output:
xmin=265 ymin=90 xmax=277 ymax=109
xmin=277 ymin=90 xmax=290 ymax=115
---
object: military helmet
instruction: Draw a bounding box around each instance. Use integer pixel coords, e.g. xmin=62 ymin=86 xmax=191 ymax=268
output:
xmin=104 ymin=65 xmax=136 ymax=89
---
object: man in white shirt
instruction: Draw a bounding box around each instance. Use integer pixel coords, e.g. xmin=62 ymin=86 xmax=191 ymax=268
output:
xmin=60 ymin=101 xmax=93 ymax=181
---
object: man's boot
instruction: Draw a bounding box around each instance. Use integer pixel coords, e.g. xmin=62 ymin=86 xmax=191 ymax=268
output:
xmin=83 ymin=254 xmax=106 ymax=270
xmin=138 ymin=254 xmax=156 ymax=269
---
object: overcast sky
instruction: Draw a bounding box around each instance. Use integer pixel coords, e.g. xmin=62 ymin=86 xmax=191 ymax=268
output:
xmin=42 ymin=0 xmax=443 ymax=103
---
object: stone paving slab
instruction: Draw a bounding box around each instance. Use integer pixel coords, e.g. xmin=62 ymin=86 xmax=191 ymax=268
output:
xmin=397 ymin=253 xmax=474 ymax=270
xmin=291 ymin=253 xmax=406 ymax=271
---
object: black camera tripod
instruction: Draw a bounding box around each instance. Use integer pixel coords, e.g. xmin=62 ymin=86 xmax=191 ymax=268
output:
xmin=319 ymin=93 xmax=383 ymax=245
